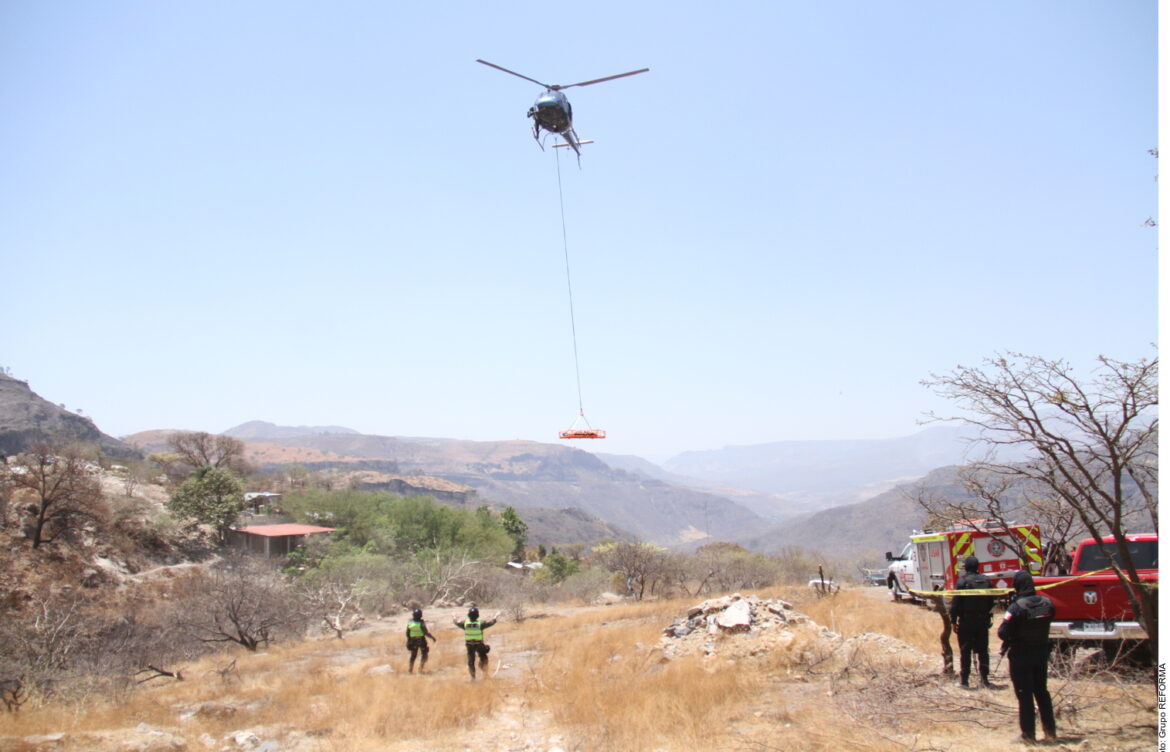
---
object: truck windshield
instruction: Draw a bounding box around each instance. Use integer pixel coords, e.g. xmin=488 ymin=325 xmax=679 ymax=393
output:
xmin=1078 ymin=540 xmax=1158 ymax=571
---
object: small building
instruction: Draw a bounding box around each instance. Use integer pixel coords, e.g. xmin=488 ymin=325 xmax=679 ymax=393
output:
xmin=243 ymin=491 xmax=283 ymax=513
xmin=229 ymin=523 xmax=335 ymax=558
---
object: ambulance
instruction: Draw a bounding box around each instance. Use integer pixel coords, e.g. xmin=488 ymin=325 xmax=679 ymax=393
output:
xmin=885 ymin=522 xmax=1042 ymax=602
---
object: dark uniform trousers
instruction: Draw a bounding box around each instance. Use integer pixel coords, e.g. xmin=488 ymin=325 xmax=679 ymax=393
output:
xmin=957 ymin=617 xmax=991 ymax=684
xmin=1008 ymin=648 xmax=1056 ymax=739
xmin=465 ymin=642 xmax=488 ymax=675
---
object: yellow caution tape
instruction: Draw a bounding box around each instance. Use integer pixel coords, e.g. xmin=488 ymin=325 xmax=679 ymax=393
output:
xmin=907 ymin=568 xmax=1158 ymax=598
xmin=908 ymin=588 xmax=1011 ymax=597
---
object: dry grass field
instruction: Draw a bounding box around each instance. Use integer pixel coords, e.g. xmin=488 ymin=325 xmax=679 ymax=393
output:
xmin=0 ymin=586 xmax=1156 ymax=752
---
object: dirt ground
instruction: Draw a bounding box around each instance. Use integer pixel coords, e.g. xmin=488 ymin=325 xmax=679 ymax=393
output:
xmin=0 ymin=587 xmax=1158 ymax=752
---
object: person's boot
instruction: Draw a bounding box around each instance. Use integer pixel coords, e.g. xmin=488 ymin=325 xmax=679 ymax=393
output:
xmin=1042 ymin=724 xmax=1057 ymax=742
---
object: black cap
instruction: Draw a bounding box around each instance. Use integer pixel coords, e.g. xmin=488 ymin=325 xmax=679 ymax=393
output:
xmin=964 ymin=556 xmax=980 ymax=572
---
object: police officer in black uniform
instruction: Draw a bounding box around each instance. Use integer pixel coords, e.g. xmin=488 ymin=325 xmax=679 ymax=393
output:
xmin=949 ymin=555 xmax=996 ymax=688
xmin=997 ymin=569 xmax=1057 ymax=744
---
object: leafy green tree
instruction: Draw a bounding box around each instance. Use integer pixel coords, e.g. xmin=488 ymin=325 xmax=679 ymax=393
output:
xmin=283 ymin=490 xmax=512 ymax=561
xmin=501 ymin=506 xmax=528 ymax=562
xmin=168 ymin=466 xmax=245 ymax=542
xmin=281 ymin=489 xmax=400 ymax=553
xmin=536 ymin=552 xmax=580 ymax=584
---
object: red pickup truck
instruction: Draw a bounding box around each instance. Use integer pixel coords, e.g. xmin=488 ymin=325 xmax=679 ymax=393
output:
xmin=1032 ymin=533 xmax=1158 ymax=658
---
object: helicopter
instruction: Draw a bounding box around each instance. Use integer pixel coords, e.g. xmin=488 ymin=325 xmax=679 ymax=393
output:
xmin=476 ymin=59 xmax=649 ymax=158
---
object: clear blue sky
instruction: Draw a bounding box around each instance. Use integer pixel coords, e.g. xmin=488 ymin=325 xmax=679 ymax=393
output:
xmin=1 ymin=1 xmax=1157 ymax=462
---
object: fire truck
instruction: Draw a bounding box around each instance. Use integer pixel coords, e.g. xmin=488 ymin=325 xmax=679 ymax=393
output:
xmin=885 ymin=523 xmax=1042 ymax=602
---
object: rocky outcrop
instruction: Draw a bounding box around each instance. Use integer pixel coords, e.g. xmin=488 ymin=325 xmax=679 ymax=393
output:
xmin=0 ymin=373 xmax=139 ymax=458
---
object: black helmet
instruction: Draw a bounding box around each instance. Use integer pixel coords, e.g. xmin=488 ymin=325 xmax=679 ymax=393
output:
xmin=468 ymin=607 xmax=479 ymax=620
xmin=412 ymin=608 xmax=422 ymax=620
xmin=964 ymin=556 xmax=980 ymax=573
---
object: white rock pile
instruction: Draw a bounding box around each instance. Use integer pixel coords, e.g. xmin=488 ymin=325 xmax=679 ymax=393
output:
xmin=657 ymin=593 xmax=821 ymax=662
xmin=657 ymin=593 xmax=931 ymax=670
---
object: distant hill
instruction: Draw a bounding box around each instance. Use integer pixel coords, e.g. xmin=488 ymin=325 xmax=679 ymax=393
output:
xmin=743 ymin=466 xmax=968 ymax=565
xmin=595 ymin=452 xmax=813 ymax=522
xmin=224 ymin=421 xmax=360 ymax=440
xmin=512 ymin=506 xmax=636 ymax=547
xmin=661 ymin=426 xmax=980 ymax=517
xmin=594 ymin=453 xmax=702 ymax=486
xmin=124 ymin=429 xmax=357 ymax=466
xmin=166 ymin=425 xmax=767 ymax=548
xmin=0 ymin=373 xmax=139 ymax=458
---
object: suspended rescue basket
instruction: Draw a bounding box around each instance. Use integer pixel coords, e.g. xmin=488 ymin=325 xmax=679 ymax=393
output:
xmin=559 ymin=412 xmax=606 ymax=440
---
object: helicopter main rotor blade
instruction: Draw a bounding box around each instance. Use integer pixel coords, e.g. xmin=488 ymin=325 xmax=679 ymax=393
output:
xmin=560 ymin=68 xmax=650 ymax=89
xmin=475 ymin=59 xmax=552 ymax=89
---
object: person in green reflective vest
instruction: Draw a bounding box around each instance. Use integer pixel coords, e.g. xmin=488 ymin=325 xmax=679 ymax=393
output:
xmin=405 ymin=607 xmax=437 ymax=674
xmin=452 ymin=606 xmax=499 ymax=679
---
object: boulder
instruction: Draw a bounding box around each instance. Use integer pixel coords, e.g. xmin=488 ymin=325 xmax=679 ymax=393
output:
xmin=716 ymin=599 xmax=752 ymax=631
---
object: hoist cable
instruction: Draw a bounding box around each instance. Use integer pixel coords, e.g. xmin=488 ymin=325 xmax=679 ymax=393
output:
xmin=555 ymin=146 xmax=585 ymax=417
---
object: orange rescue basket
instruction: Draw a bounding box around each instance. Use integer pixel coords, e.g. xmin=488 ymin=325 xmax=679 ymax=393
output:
xmin=559 ymin=428 xmax=606 ymax=439
xmin=559 ymin=412 xmax=605 ymax=439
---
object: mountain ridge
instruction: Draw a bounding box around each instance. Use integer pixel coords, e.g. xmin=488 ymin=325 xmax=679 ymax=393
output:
xmin=124 ymin=426 xmax=767 ymax=547
xmin=0 ymin=373 xmax=140 ymax=458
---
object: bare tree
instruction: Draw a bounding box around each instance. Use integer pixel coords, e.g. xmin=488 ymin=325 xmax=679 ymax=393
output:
xmin=594 ymin=541 xmax=669 ymax=600
xmin=182 ymin=559 xmax=304 ymax=651
xmin=910 ymin=467 xmax=1079 ymax=566
xmin=12 ymin=590 xmax=88 ymax=674
xmin=923 ymin=352 xmax=1158 ymax=655
xmin=409 ymin=548 xmax=488 ymax=605
xmin=166 ymin=432 xmax=251 ymax=477
xmin=660 ymin=551 xmax=700 ymax=597
xmin=6 ymin=444 xmax=106 ymax=548
xmin=297 ymin=577 xmax=368 ymax=639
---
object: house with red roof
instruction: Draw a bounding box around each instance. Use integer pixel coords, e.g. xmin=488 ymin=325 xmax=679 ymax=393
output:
xmin=229 ymin=523 xmax=335 ymax=558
